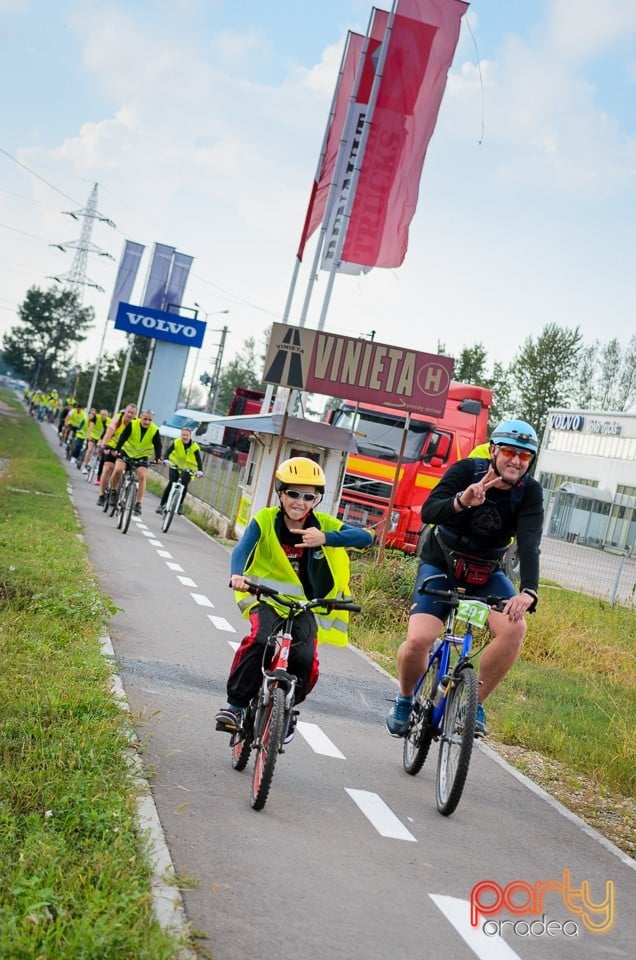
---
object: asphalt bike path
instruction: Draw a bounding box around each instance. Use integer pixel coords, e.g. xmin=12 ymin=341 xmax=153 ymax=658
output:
xmin=45 ymin=425 xmax=635 ymax=960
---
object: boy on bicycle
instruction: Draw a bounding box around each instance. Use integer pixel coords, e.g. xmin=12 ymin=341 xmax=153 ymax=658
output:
xmin=156 ymin=426 xmax=203 ymax=516
xmin=112 ymin=409 xmax=162 ymax=516
xmin=215 ymin=456 xmax=375 ymax=743
xmin=386 ymin=419 xmax=544 ymax=739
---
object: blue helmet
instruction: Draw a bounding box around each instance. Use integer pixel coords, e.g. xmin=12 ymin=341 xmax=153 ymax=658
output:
xmin=490 ymin=419 xmax=538 ymax=453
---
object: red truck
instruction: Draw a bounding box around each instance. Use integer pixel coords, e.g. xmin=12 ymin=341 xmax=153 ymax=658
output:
xmin=200 ymin=386 xmax=265 ymax=466
xmin=325 ymin=382 xmax=493 ymax=553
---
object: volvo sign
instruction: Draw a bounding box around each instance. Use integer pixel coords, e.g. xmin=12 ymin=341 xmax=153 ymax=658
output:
xmin=114 ymin=302 xmax=206 ymax=348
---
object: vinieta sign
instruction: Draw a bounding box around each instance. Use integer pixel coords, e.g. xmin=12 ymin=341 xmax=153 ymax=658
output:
xmin=114 ymin=302 xmax=206 ymax=348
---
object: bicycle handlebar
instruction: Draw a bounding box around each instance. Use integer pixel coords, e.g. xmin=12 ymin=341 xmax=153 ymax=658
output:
xmin=231 ymin=580 xmax=361 ymax=614
xmin=418 ymin=574 xmax=507 ymax=611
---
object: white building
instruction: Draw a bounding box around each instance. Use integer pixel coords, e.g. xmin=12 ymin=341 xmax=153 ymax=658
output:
xmin=535 ymin=409 xmax=636 ymax=550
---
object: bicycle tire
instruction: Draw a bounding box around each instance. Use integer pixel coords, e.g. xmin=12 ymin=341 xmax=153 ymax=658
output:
xmin=109 ymin=476 xmax=123 ymax=517
xmin=121 ymin=481 xmax=136 ymax=534
xmin=436 ymin=665 xmax=478 ymax=816
xmin=403 ymin=660 xmax=438 ymax=776
xmin=162 ymin=485 xmax=178 ymax=533
xmin=231 ymin=703 xmax=254 ymax=771
xmin=102 ymin=485 xmax=112 ymax=513
xmin=250 ymin=686 xmax=285 ymax=811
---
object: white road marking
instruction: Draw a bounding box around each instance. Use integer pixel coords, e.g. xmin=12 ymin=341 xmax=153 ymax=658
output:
xmin=177 ymin=576 xmax=197 ymax=588
xmin=191 ymin=593 xmax=214 ymax=607
xmin=157 ymin=550 xmax=174 ymax=558
xmin=148 ymin=539 xmax=163 ymax=546
xmin=141 ymin=530 xmax=154 ymax=537
xmin=429 ymin=895 xmax=523 ymax=960
xmin=344 ymin=789 xmax=416 ymax=842
xmin=228 ymin=641 xmax=240 ymax=651
xmin=166 ymin=562 xmax=184 ymax=572
xmin=297 ymin=721 xmax=345 ymax=759
xmin=207 ymin=615 xmax=235 ymax=632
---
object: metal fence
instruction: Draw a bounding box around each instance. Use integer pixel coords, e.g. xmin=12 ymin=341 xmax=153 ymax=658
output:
xmin=539 ymin=536 xmax=635 ymax=608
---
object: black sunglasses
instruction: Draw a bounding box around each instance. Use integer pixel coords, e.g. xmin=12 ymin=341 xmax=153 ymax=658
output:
xmin=283 ymin=490 xmax=317 ymax=502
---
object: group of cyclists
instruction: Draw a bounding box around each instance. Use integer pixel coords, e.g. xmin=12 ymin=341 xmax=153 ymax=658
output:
xmin=47 ymin=389 xmax=542 ymax=749
xmin=55 ymin=400 xmax=201 ymax=519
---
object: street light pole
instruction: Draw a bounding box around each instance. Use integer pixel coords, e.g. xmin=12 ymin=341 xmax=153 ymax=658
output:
xmin=207 ymin=325 xmax=229 ymax=413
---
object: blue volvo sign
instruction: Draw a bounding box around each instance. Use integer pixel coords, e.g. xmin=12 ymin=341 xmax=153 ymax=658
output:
xmin=114 ymin=302 xmax=206 ymax=348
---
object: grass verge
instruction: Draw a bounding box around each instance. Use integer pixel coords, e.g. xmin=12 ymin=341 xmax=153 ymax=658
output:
xmin=0 ymin=393 xmax=188 ymax=958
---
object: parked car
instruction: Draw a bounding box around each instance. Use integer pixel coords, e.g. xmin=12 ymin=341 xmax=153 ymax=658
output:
xmin=159 ymin=409 xmax=222 ymax=454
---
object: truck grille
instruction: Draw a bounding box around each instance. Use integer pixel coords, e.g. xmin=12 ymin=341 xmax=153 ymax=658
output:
xmin=342 ymin=473 xmax=393 ymax=501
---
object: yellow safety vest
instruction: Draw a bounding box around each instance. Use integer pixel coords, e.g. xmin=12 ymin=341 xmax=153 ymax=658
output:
xmin=89 ymin=414 xmax=106 ymax=441
xmin=107 ymin=412 xmax=129 ymax=450
xmin=169 ymin=438 xmax=200 ymax=471
xmin=234 ymin=507 xmax=354 ymax=646
xmin=120 ymin=419 xmax=159 ymax=459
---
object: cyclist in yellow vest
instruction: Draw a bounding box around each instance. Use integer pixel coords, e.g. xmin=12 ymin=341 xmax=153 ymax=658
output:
xmin=96 ymin=403 xmax=138 ymax=506
xmin=81 ymin=408 xmax=110 ymax=476
xmin=156 ymin=427 xmax=203 ymax=516
xmin=71 ymin=406 xmax=95 ymax=463
xmin=111 ymin=409 xmax=162 ymax=516
xmin=215 ymin=457 xmax=375 ymax=742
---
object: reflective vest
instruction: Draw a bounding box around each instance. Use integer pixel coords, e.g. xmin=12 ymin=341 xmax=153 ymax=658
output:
xmin=106 ymin=411 xmax=127 ymax=450
xmin=120 ymin=419 xmax=159 ymax=459
xmin=89 ymin=414 xmax=106 ymax=441
xmin=66 ymin=408 xmax=84 ymax=428
xmin=169 ymin=438 xmax=200 ymax=471
xmin=76 ymin=412 xmax=91 ymax=439
xmin=234 ymin=507 xmax=353 ymax=646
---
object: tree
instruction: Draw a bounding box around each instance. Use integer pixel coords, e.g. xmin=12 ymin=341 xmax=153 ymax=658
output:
xmin=214 ymin=337 xmax=267 ymax=414
xmin=574 ymin=336 xmax=636 ymax=412
xmin=453 ymin=343 xmax=489 ymax=385
xmin=1 ymin=286 xmax=95 ymax=390
xmin=512 ymin=323 xmax=583 ymax=441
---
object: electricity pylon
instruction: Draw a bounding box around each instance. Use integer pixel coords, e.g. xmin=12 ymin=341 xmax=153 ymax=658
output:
xmin=48 ymin=182 xmax=116 ymax=300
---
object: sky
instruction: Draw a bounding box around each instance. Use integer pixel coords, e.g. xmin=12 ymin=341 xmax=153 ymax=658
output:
xmin=1 ymin=0 xmax=635 ymax=396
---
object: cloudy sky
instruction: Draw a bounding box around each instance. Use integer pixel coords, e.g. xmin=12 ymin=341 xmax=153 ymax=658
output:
xmin=1 ymin=0 xmax=634 ymax=390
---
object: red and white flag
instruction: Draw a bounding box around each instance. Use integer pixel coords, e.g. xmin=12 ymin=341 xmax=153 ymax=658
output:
xmin=341 ymin=0 xmax=468 ymax=271
xmin=296 ymin=31 xmax=365 ymax=262
xmin=320 ymin=8 xmax=389 ymax=274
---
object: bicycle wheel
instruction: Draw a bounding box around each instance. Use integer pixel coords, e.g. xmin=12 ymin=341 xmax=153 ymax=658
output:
xmin=403 ymin=659 xmax=438 ymax=776
xmin=250 ymin=685 xmax=285 ymax=811
xmin=109 ymin=476 xmax=123 ymax=517
xmin=120 ymin=481 xmax=136 ymax=534
xmin=162 ymin=485 xmax=179 ymax=533
xmin=436 ymin=665 xmax=478 ymax=816
xmin=231 ymin=702 xmax=254 ymax=771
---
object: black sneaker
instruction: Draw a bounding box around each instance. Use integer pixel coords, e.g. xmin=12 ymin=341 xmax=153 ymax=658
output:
xmin=133 ymin=503 xmax=142 ymax=516
xmin=97 ymin=495 xmax=105 ymax=506
xmin=215 ymin=705 xmax=244 ymax=732
xmin=155 ymin=507 xmax=164 ymax=515
xmin=283 ymin=711 xmax=299 ymax=745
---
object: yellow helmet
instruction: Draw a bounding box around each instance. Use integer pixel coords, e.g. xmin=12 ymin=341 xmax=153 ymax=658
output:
xmin=275 ymin=457 xmax=325 ymax=492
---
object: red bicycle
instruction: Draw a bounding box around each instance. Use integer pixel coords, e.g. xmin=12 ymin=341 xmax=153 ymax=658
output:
xmin=229 ymin=581 xmax=360 ymax=810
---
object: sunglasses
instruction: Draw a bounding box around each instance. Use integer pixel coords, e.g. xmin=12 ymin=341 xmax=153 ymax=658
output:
xmin=284 ymin=490 xmax=317 ymax=502
xmin=496 ymin=445 xmax=533 ymax=463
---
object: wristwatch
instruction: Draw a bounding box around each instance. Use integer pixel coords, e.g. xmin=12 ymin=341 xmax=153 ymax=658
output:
xmin=455 ymin=491 xmax=470 ymax=511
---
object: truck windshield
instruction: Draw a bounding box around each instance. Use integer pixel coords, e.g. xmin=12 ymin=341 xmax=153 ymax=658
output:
xmin=333 ymin=407 xmax=432 ymax=462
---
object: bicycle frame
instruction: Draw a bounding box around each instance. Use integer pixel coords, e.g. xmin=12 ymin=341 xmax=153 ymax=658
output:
xmin=403 ymin=574 xmax=505 ymax=816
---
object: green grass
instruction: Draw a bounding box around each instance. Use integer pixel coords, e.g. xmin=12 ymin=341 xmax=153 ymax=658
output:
xmin=0 ymin=393 xmax=187 ymax=958
xmin=348 ymin=552 xmax=636 ymax=801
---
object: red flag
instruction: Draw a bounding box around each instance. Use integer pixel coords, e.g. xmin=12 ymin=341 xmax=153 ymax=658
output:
xmin=296 ymin=32 xmax=365 ymax=261
xmin=341 ymin=0 xmax=468 ymax=270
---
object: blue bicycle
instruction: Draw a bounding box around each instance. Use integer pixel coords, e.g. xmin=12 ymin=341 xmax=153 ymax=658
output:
xmin=403 ymin=575 xmax=506 ymax=816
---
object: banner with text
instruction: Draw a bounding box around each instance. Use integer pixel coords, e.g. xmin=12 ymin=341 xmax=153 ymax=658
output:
xmin=263 ymin=322 xmax=453 ymax=416
xmin=114 ymin=302 xmax=206 ymax=348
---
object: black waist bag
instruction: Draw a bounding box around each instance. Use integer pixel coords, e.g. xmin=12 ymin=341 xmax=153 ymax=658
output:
xmin=434 ymin=527 xmax=505 ymax=586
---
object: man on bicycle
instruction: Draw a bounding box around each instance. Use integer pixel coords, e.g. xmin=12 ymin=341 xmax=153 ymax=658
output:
xmin=96 ymin=403 xmax=138 ymax=506
xmin=156 ymin=426 xmax=203 ymax=516
xmin=386 ymin=419 xmax=544 ymax=739
xmin=111 ymin=409 xmax=162 ymax=516
xmin=215 ymin=456 xmax=375 ymax=743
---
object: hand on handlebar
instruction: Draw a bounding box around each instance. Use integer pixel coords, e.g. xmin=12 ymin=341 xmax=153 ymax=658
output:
xmin=229 ymin=574 xmax=250 ymax=591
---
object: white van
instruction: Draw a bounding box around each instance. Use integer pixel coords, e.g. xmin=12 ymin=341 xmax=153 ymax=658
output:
xmin=159 ymin=409 xmax=222 ymax=452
